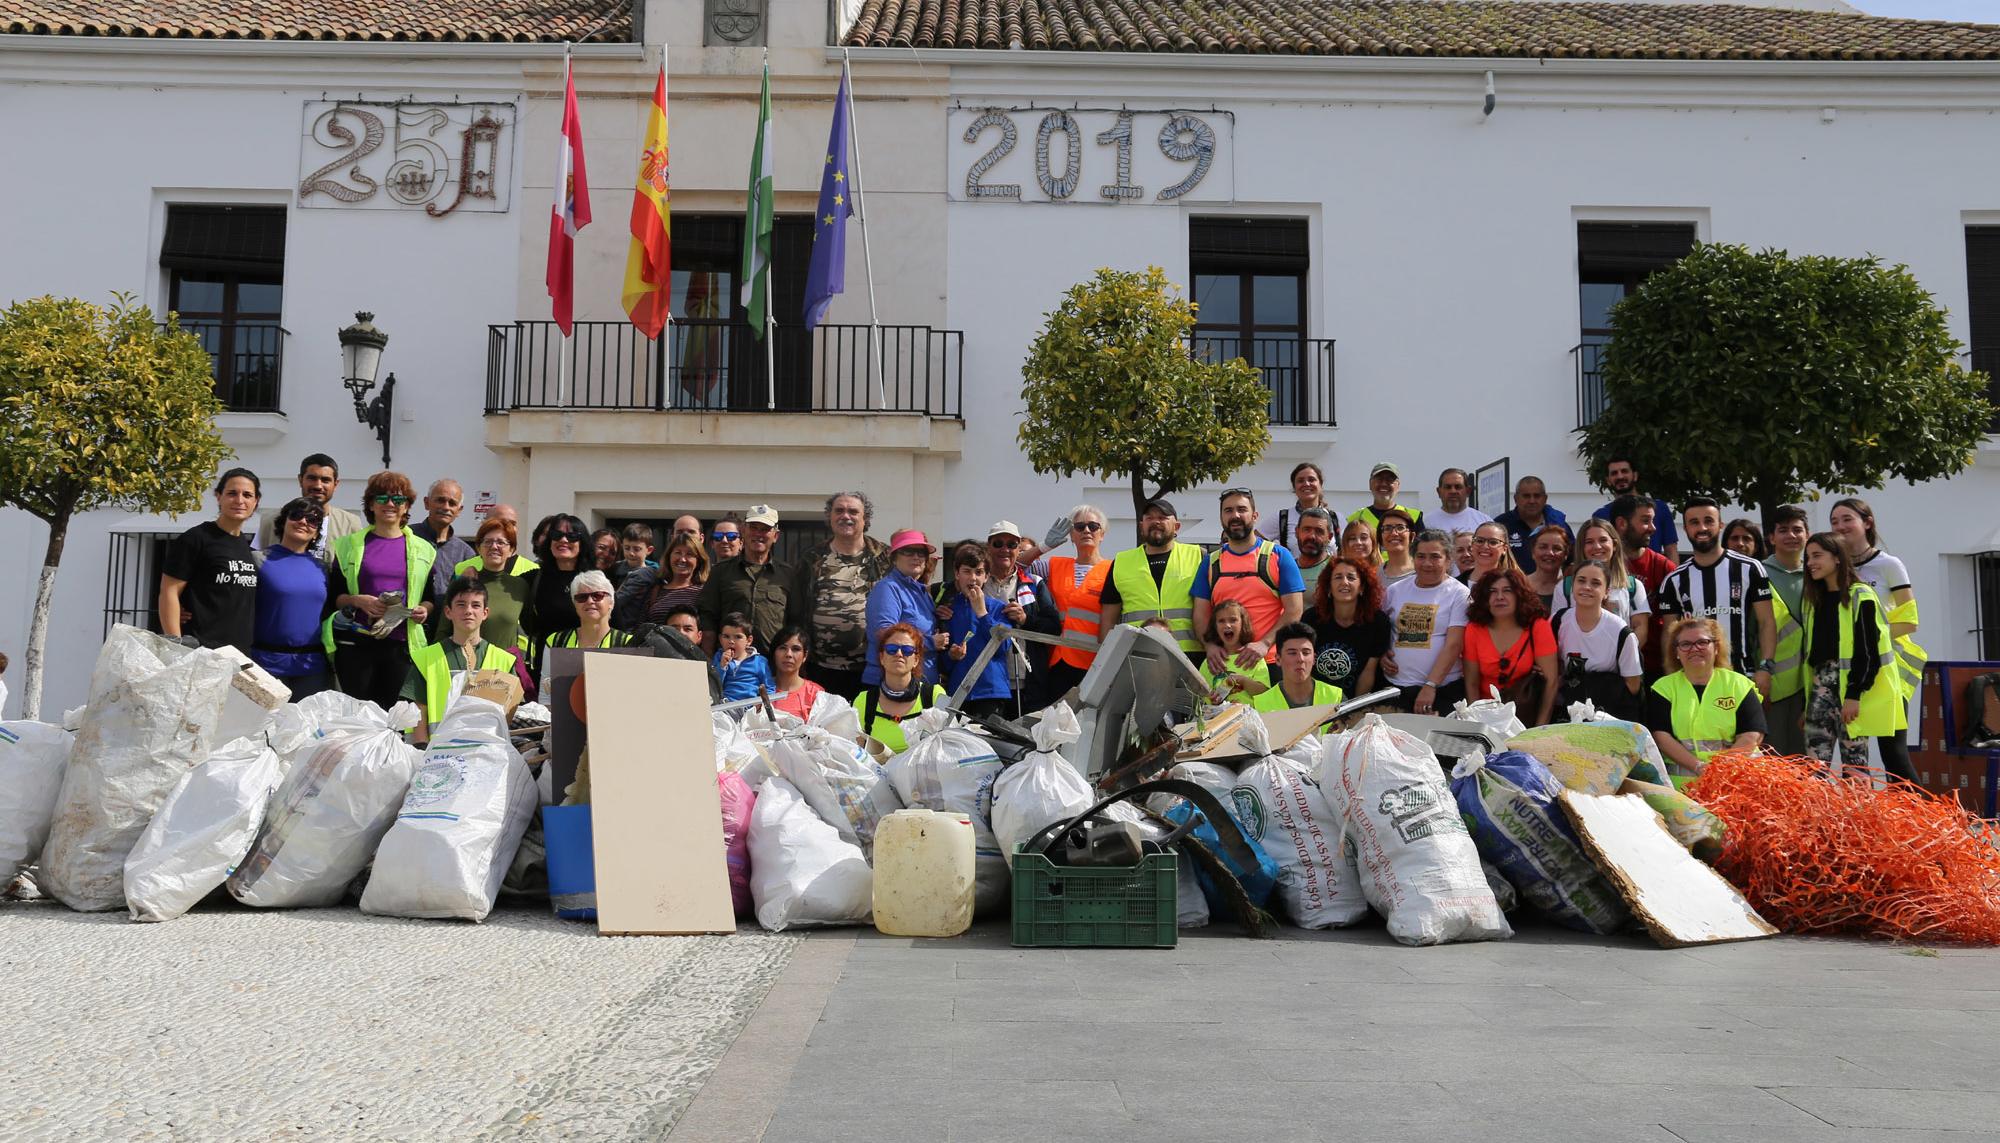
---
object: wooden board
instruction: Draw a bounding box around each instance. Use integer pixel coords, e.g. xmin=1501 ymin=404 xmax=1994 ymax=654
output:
xmin=586 ymin=654 xmax=736 ymax=936
xmin=1559 ymin=790 xmax=1777 ymax=949
xmin=1198 ymin=702 xmax=1344 ymax=763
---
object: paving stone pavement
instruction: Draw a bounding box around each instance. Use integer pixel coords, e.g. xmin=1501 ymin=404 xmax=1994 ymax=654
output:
xmin=739 ymin=921 xmax=2000 ymax=1143
xmin=0 ymin=899 xmax=800 ymax=1142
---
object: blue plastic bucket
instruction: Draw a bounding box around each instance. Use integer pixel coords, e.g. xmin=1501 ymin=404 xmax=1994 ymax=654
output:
xmin=541 ymin=804 xmax=598 ymax=921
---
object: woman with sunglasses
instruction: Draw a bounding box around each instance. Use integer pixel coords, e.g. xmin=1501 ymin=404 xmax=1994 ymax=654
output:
xmin=856 ymin=622 xmax=945 ymax=754
xmin=708 ymin=517 xmax=744 ymax=564
xmin=1461 ymin=567 xmax=1560 ymax=727
xmin=1030 ymin=506 xmax=1112 ymax=700
xmin=324 ymin=471 xmax=438 ymax=710
xmin=864 ymin=530 xmax=941 ymax=689
xmin=537 ymin=571 xmax=635 ymax=683
xmin=251 ymin=497 xmax=334 ymax=699
xmin=524 ymin=512 xmax=598 ymax=668
xmin=1648 ymin=617 xmax=1767 ymax=787
xmin=614 ymin=532 xmax=709 ymax=629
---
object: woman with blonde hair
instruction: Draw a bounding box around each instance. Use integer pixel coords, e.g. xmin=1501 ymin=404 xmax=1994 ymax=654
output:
xmin=1647 ymin=616 xmax=1768 ymax=786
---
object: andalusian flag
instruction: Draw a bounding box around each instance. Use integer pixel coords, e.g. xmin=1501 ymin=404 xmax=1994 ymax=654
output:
xmin=740 ymin=59 xmax=775 ymax=338
xmin=622 ymin=60 xmax=672 ymax=339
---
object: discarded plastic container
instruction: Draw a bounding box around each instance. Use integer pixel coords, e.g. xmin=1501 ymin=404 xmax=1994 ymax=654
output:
xmin=872 ymin=809 xmax=975 ymax=937
xmin=541 ymin=804 xmax=596 ymax=921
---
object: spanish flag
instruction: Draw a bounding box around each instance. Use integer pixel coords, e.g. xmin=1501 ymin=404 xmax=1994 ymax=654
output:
xmin=622 ymin=60 xmax=672 ymax=339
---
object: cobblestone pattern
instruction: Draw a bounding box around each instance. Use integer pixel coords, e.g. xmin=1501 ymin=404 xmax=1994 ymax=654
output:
xmin=0 ymin=901 xmax=799 ymax=1142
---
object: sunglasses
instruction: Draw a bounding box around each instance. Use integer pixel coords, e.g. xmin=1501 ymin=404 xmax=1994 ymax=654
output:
xmin=989 ymin=538 xmax=1020 ymax=549
xmin=550 ymin=532 xmax=583 ymax=543
xmin=712 ymin=531 xmax=740 ymax=542
xmin=369 ymin=494 xmax=410 ymax=506
xmin=574 ymin=591 xmax=611 ymax=603
xmin=283 ymin=508 xmax=324 ymax=523
xmin=1220 ymin=487 xmax=1254 ymax=500
xmin=882 ymin=644 xmax=921 ymax=657
xmin=1070 ymin=521 xmax=1103 ymax=533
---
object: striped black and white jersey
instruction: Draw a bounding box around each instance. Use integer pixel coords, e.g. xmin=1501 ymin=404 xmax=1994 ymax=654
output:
xmin=1654 ymin=550 xmax=1772 ymax=675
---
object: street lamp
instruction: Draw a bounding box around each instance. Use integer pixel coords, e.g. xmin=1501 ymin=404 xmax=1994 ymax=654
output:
xmin=338 ymin=312 xmax=395 ymax=469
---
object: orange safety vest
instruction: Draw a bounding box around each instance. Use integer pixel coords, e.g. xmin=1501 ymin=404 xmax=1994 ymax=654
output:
xmin=1047 ymin=556 xmax=1111 ymax=670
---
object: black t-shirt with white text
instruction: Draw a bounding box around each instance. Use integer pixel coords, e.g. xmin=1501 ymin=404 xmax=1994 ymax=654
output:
xmin=162 ymin=520 xmax=258 ymax=651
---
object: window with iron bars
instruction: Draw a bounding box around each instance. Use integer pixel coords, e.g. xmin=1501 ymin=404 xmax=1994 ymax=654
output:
xmin=105 ymin=531 xmax=175 ymax=637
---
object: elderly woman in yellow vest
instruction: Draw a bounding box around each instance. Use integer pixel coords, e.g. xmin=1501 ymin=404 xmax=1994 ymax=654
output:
xmin=324 ymin=471 xmax=438 ymax=710
xmin=1800 ymin=533 xmax=1913 ymax=782
xmin=401 ymin=576 xmax=518 ymax=744
xmin=1646 ymin=617 xmax=1768 ymax=787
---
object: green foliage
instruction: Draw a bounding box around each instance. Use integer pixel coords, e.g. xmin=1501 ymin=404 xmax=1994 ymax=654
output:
xmin=1017 ymin=266 xmax=1271 ymax=519
xmin=0 ymin=294 xmax=229 ymax=525
xmin=1578 ymin=244 xmax=1994 ymax=511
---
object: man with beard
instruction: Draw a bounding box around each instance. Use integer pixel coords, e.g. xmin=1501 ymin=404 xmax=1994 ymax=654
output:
xmin=1425 ymin=468 xmax=1491 ymax=536
xmin=1349 ymin=461 xmax=1423 ymax=534
xmin=259 ymin=452 xmax=364 ymax=557
xmin=1193 ymin=488 xmax=1306 ymax=673
xmin=1099 ymin=499 xmax=1205 ymax=661
xmin=1292 ymin=506 xmax=1336 ymax=592
xmin=1655 ymin=496 xmax=1775 ymax=697
xmin=1608 ymin=493 xmax=1677 ymax=676
xmin=1591 ymin=456 xmax=1678 ymax=561
xmin=698 ymin=504 xmax=791 ymax=652
xmin=785 ymin=491 xmax=889 ymax=698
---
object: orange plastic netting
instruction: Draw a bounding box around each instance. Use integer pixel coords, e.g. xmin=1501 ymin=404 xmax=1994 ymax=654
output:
xmin=1691 ymin=753 xmax=2000 ymax=944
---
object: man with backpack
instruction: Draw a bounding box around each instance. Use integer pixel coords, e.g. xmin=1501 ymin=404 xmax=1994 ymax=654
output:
xmin=1192 ymin=488 xmax=1307 ymax=677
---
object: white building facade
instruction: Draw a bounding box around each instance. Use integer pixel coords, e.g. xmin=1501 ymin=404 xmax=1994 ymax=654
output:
xmin=4 ymin=0 xmax=2000 ymax=713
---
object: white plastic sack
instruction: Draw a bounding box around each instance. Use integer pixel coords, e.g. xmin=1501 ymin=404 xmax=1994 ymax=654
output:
xmin=757 ymin=726 xmax=901 ymax=853
xmin=228 ymin=700 xmax=423 ymax=908
xmin=713 ymin=710 xmax=761 ymax=774
xmin=1319 ymin=716 xmax=1510 ymax=946
xmin=804 ymin=691 xmax=862 ymax=742
xmin=1231 ymin=716 xmax=1367 ymax=930
xmin=885 ymin=708 xmax=1008 ymax=915
xmin=1565 ymin=700 xmax=1618 ymax=724
xmin=0 ymin=720 xmax=73 ymax=880
xmin=747 ymin=776 xmax=872 ymax=930
xmin=40 ymin=626 xmax=237 ymax=912
xmin=992 ymin=702 xmax=1095 ymax=861
xmin=1148 ymin=760 xmax=1239 ymax=815
xmin=123 ymin=731 xmax=283 ymax=922
xmin=361 ymin=697 xmax=536 ymax=922
xmin=1449 ymin=691 xmax=1527 ymax=739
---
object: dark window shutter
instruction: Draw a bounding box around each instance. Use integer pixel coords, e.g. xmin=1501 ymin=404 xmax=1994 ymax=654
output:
xmin=1191 ymin=217 xmax=1309 ymax=273
xmin=160 ymin=205 xmax=286 ymax=274
xmin=1964 ymin=227 xmax=2000 ymax=351
xmin=1577 ymin=222 xmax=1696 ymax=276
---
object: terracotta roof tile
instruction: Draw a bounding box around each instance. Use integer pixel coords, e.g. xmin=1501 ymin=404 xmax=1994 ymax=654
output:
xmin=2 ymin=0 xmax=631 ymax=41
xmin=841 ymin=0 xmax=2000 ymax=59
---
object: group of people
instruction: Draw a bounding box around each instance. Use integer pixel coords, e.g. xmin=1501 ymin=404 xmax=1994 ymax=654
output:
xmin=157 ymin=452 xmax=1924 ymax=782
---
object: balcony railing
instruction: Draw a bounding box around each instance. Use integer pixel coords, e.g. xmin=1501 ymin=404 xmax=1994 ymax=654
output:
xmin=484 ymin=320 xmax=963 ymax=417
xmin=162 ymin=319 xmax=285 ymax=412
xmin=1573 ymin=341 xmax=1608 ymax=430
xmin=1970 ymin=346 xmax=2000 ymax=434
xmin=1189 ymin=336 xmax=1336 ymax=427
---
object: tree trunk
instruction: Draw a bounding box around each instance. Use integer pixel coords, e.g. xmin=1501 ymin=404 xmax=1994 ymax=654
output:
xmin=1753 ymin=480 xmax=1790 ymax=536
xmin=22 ymin=507 xmax=70 ymax=721
xmin=1128 ymin=469 xmax=1157 ymax=544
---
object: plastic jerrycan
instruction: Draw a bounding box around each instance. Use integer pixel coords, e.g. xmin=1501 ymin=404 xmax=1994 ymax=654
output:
xmin=872 ymin=809 xmax=976 ymax=937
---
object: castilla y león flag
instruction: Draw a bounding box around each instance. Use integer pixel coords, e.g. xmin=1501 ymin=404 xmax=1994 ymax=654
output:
xmin=622 ymin=61 xmax=672 ymax=339
xmin=546 ymin=55 xmax=592 ymax=335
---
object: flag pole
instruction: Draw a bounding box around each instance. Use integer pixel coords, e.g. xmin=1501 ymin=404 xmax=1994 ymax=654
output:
xmin=763 ymin=48 xmax=777 ymax=411
xmin=841 ymin=48 xmax=887 ymax=412
xmin=557 ymin=41 xmax=573 ymax=408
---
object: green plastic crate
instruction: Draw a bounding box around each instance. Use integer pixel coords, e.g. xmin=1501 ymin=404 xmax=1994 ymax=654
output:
xmin=1010 ymin=846 xmax=1178 ymax=948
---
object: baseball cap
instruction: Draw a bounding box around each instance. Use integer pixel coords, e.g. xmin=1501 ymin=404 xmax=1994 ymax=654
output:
xmin=744 ymin=504 xmax=780 ymax=527
xmin=1369 ymin=461 xmax=1399 ymax=479
xmin=1140 ymin=498 xmax=1178 ymax=518
xmin=987 ymin=520 xmax=1022 ymax=540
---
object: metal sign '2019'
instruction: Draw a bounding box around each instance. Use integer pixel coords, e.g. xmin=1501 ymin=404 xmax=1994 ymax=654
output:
xmin=959 ymin=108 xmax=1219 ymax=202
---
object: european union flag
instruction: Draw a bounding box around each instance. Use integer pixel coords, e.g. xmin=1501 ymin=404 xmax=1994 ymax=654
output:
xmin=803 ymin=63 xmax=854 ymax=330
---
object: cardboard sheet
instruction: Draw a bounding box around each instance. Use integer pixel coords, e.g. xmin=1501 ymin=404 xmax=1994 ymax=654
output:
xmin=1559 ymin=790 xmax=1776 ymax=949
xmin=586 ymin=655 xmax=735 ymax=936
xmin=1197 ymin=703 xmax=1343 ymax=763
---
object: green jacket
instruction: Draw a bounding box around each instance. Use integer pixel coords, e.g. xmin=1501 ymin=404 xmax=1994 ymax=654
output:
xmin=322 ymin=528 xmax=438 ymax=657
xmin=698 ymin=555 xmax=794 ymax=649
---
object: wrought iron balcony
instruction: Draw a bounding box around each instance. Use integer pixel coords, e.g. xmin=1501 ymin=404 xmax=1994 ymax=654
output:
xmin=484 ymin=320 xmax=963 ymax=417
xmin=1573 ymin=341 xmax=1608 ymax=430
xmin=160 ymin=318 xmax=285 ymax=413
xmin=1189 ymin=335 xmax=1336 ymax=427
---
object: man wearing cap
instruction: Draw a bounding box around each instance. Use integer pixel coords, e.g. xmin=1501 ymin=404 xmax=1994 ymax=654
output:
xmin=1099 ymin=499 xmax=1204 ymax=661
xmin=979 ymin=520 xmax=1062 ymax=710
xmin=786 ymin=491 xmax=889 ymax=699
xmin=1350 ymin=462 xmax=1424 ymax=536
xmin=697 ymin=504 xmax=792 ymax=653
xmin=1193 ymin=488 xmax=1307 ymax=672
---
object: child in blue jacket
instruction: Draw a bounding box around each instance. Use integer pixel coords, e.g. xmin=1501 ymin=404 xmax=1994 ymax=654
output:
xmin=713 ymin=612 xmax=775 ymax=702
xmin=942 ymin=545 xmax=1014 ymax=719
